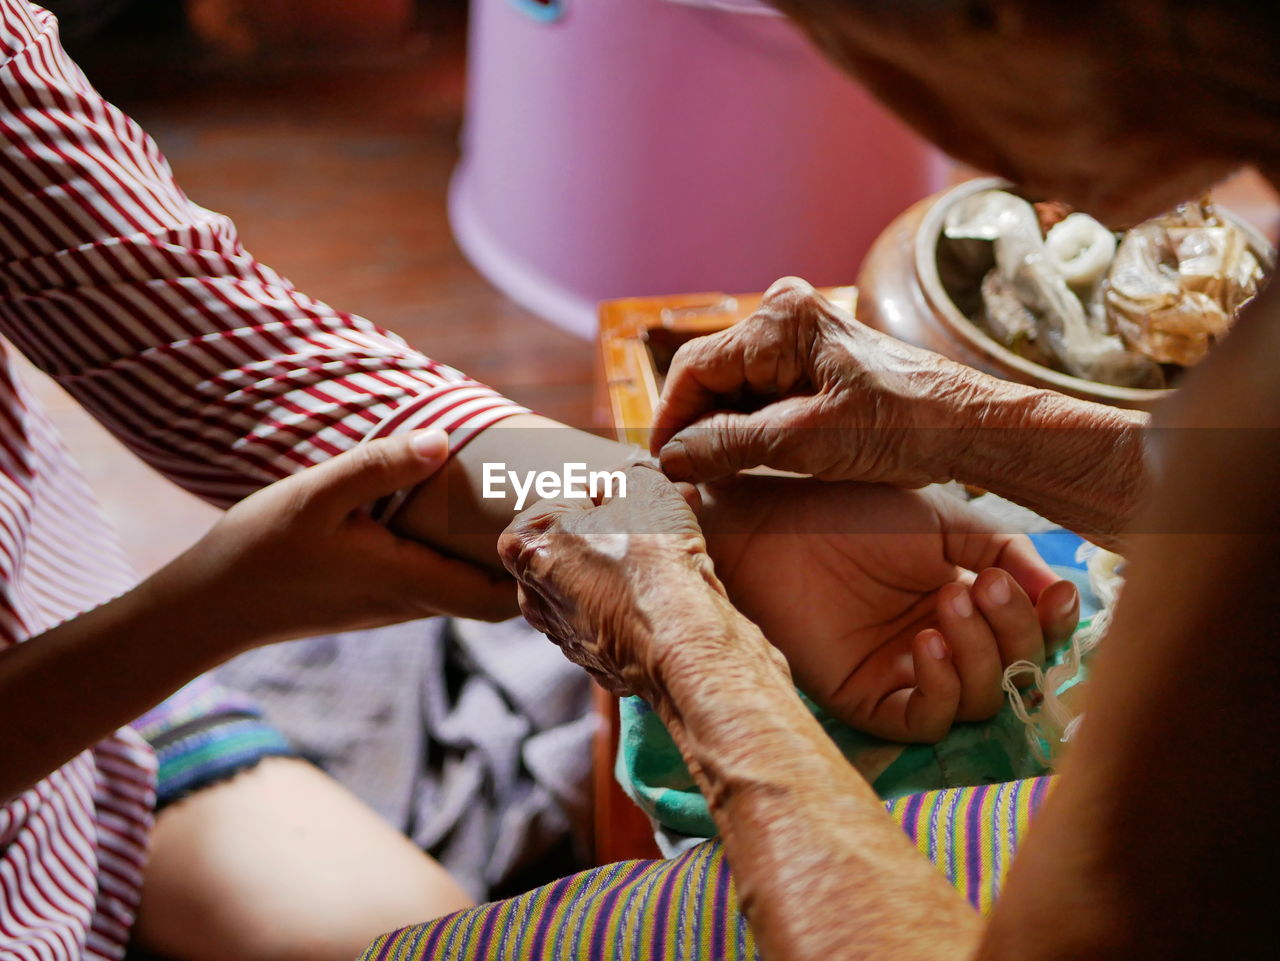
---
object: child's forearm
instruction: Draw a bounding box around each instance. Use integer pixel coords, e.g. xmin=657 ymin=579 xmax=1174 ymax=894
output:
xmin=393 ymin=414 xmax=635 ymax=569
xmin=0 ymin=568 xmax=239 ymax=803
xmin=0 ymin=426 xmax=510 ymax=802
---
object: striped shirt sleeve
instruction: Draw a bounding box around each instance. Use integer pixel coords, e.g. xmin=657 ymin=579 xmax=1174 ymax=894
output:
xmin=0 ymin=1 xmax=528 ymax=509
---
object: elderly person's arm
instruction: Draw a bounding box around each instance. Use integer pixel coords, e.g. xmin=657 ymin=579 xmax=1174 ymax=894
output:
xmin=978 ymin=281 xmax=1280 ymax=960
xmin=650 ymin=602 xmax=983 ymax=961
xmin=650 ymin=278 xmax=1147 ymax=549
xmin=498 ymin=467 xmax=982 ymax=961
xmin=503 ymin=285 xmax=1280 ymax=961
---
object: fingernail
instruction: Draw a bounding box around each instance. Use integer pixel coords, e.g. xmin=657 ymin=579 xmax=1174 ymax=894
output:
xmin=410 ymin=428 xmax=448 ymax=460
xmin=1057 ymin=588 xmax=1078 ymax=616
xmin=927 ymin=632 xmax=948 ymax=660
xmin=950 ymin=589 xmax=973 ymax=618
xmin=986 ymin=576 xmax=1011 ymax=606
xmin=659 ymin=440 xmax=691 ymax=480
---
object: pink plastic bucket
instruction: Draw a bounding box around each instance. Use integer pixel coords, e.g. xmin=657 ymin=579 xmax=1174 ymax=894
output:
xmin=450 ymin=0 xmax=946 ymax=336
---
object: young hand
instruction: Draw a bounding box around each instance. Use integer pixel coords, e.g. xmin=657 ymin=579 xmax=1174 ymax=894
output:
xmin=700 ymin=477 xmax=1079 ymax=742
xmin=1 ymin=428 xmax=520 ymax=801
xmin=155 ymin=428 xmax=519 ymax=654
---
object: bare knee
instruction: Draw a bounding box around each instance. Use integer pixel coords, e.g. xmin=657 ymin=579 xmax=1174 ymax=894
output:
xmin=133 ymin=758 xmax=471 ymax=961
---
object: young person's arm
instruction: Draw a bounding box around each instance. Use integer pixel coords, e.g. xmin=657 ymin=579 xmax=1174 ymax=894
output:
xmin=393 ymin=414 xmax=635 ymax=567
xmin=0 ymin=431 xmax=511 ymax=803
xmin=0 ymin=0 xmax=538 ymax=603
xmin=0 ymin=2 xmax=660 ymax=595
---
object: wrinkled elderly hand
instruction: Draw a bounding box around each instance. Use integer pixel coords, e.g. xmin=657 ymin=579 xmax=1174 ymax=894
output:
xmin=651 ymin=276 xmax=993 ymax=486
xmin=699 ymin=477 xmax=1078 ymax=742
xmin=162 ymin=429 xmax=519 ymax=651
xmin=498 ymin=464 xmax=754 ymax=702
xmin=501 ymin=460 xmax=1077 ymax=745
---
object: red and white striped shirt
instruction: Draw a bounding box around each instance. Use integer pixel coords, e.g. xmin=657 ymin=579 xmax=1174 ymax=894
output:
xmin=0 ymin=3 xmax=528 ymax=957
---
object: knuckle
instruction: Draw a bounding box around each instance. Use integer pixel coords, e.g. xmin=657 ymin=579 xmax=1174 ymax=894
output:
xmin=741 ymin=338 xmax=777 ymax=381
xmin=496 ymin=529 xmax=525 ymax=571
xmin=726 ymin=419 xmax=759 ymax=456
xmin=671 ymin=330 xmax=723 ymax=370
xmin=916 ymin=717 xmax=952 ymax=744
xmin=362 ymin=441 xmax=398 ymax=477
xmin=764 ymin=276 xmax=815 ymax=305
xmin=511 ymin=540 xmax=550 ymax=581
xmin=772 ymin=280 xmax=823 ymax=327
xmin=665 ymin=341 xmax=696 ymax=377
xmin=516 ymin=504 xmax=566 ymax=536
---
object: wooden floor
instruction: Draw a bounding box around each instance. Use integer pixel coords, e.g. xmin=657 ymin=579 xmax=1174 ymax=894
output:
xmin=22 ymin=14 xmax=596 ymax=576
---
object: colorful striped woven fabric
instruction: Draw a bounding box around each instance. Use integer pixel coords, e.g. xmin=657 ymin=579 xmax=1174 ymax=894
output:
xmin=619 ymin=530 xmax=1092 ymax=842
xmin=886 ymin=776 xmax=1052 ymax=915
xmin=130 ymin=673 xmax=295 ymax=807
xmin=361 ymin=777 xmax=1053 ymax=961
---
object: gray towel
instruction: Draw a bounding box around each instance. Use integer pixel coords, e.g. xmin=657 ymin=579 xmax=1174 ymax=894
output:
xmin=215 ymin=616 xmax=596 ymax=900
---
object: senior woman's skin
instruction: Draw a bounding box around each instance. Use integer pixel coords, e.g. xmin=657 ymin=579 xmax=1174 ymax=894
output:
xmin=651 ymin=278 xmax=1148 ymax=548
xmin=500 ymin=467 xmax=985 ymax=960
xmin=502 ymin=2 xmax=1280 ymax=958
xmin=504 ymin=298 xmax=1280 ymax=959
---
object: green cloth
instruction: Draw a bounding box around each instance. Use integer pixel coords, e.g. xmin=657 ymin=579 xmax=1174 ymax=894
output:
xmin=617 ymin=693 xmax=1055 ymax=838
xmin=618 ymin=548 xmax=1097 ymax=839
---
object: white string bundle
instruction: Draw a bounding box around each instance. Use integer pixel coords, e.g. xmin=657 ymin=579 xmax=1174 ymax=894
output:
xmin=1001 ymin=545 xmax=1125 ymax=765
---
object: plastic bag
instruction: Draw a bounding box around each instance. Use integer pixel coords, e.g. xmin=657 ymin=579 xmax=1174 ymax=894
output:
xmin=1106 ymin=201 xmax=1262 ymax=365
xmin=946 ymin=190 xmax=1163 ymax=387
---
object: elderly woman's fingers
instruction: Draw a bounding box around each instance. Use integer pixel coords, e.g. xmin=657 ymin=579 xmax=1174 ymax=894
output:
xmin=652 ymin=278 xmax=818 ymax=453
xmin=674 ymin=481 xmax=703 ymax=512
xmin=658 ymin=395 xmax=815 ymax=483
xmin=1036 ymin=579 xmax=1080 ymax=651
xmin=935 ymin=583 xmax=1005 ymax=722
xmin=498 ymin=495 xmax=595 ymax=574
xmin=658 ymin=411 xmax=766 ymax=482
xmin=602 ymin=464 xmax=706 ymax=535
xmin=738 ymin=278 xmax=818 ymax=391
xmin=973 ymin=568 xmax=1045 ymax=671
xmin=512 ymin=582 xmax=562 ymax=640
xmin=619 ymin=460 xmax=682 ymax=499
xmin=497 ymin=461 xmax=721 ymax=705
xmin=651 ymin=331 xmax=755 ymax=454
xmin=860 ymin=631 xmax=962 ymax=743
